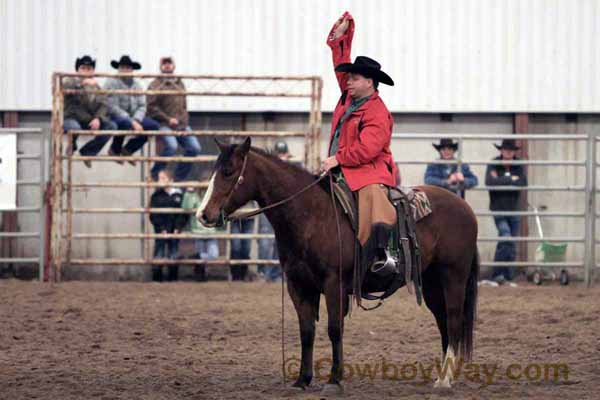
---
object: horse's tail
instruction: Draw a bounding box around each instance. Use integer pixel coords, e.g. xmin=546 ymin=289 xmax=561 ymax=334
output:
xmin=460 ymin=248 xmax=479 ymax=361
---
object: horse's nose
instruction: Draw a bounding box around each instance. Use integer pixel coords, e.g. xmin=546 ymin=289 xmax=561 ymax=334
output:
xmin=198 ymin=211 xmax=209 ymax=225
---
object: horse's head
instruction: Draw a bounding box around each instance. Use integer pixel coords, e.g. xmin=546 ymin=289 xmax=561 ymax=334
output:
xmin=197 ymin=137 xmax=254 ymax=227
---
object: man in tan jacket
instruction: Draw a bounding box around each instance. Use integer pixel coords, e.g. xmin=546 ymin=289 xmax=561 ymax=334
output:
xmin=147 ymin=57 xmax=201 ymax=181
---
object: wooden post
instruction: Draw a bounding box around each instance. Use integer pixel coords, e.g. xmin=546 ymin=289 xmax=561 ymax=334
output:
xmin=514 ymin=113 xmax=530 ymax=266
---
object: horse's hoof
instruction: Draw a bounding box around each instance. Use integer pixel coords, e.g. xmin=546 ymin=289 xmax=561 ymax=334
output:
xmin=321 ymin=383 xmax=344 ymax=396
xmin=433 ymin=376 xmax=452 ymax=389
xmin=291 ymin=381 xmax=307 ymax=391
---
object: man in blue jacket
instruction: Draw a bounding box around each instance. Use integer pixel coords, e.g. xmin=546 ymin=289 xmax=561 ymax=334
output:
xmin=424 ymin=138 xmax=478 ymax=197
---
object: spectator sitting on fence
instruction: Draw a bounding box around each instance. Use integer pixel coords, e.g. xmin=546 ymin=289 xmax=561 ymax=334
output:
xmin=257 ymin=140 xmax=292 ymax=282
xmin=147 ymin=56 xmax=201 ymax=181
xmin=486 ymin=139 xmax=528 ymax=284
xmin=63 ymin=55 xmax=117 ymax=168
xmin=149 ymin=169 xmax=186 ymax=282
xmin=424 ymin=138 xmax=478 ymax=197
xmin=181 ymin=178 xmax=220 ymax=282
xmin=104 ymin=55 xmax=160 ymax=165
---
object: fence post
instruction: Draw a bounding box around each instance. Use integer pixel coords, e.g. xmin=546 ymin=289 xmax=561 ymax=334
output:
xmin=584 ymin=133 xmax=596 ymax=287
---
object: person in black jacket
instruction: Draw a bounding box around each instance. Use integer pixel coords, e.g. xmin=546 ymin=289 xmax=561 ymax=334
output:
xmin=149 ymin=169 xmax=186 ymax=282
xmin=485 ymin=139 xmax=528 ymax=283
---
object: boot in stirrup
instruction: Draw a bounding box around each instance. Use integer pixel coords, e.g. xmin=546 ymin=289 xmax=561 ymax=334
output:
xmin=371 ymin=249 xmax=399 ymax=277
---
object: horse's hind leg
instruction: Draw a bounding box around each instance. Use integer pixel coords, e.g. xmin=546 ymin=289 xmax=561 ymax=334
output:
xmin=287 ymin=281 xmax=320 ymax=390
xmin=422 ymin=265 xmax=448 ymax=360
xmin=434 ymin=263 xmax=468 ymax=388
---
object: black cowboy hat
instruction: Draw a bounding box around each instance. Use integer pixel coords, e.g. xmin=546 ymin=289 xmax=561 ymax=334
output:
xmin=335 ymin=56 xmax=394 ymax=86
xmin=111 ymin=55 xmax=141 ymax=70
xmin=494 ymin=139 xmax=520 ymax=151
xmin=75 ymin=55 xmax=96 ymax=71
xmin=433 ymin=138 xmax=459 ymax=151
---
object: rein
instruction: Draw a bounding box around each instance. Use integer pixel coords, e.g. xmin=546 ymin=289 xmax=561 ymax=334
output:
xmin=225 ymin=154 xmax=329 ymax=222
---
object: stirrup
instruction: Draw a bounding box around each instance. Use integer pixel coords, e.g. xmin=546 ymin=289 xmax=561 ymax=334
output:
xmin=371 ymin=250 xmax=399 ymax=276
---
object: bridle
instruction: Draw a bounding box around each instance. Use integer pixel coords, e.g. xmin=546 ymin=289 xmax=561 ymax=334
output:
xmin=215 ymin=152 xmax=328 ymax=224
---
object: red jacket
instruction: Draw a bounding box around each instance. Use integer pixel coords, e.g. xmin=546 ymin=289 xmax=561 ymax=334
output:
xmin=326 ymin=14 xmax=398 ymax=191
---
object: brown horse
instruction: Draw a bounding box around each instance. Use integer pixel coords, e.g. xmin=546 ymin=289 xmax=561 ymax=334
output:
xmin=197 ymin=137 xmax=479 ymax=394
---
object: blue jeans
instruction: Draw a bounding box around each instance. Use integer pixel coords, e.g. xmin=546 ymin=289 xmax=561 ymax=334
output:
xmin=110 ymin=116 xmax=160 ymax=154
xmin=154 ymin=238 xmax=179 ymax=259
xmin=195 ymin=239 xmax=219 ymax=260
xmin=258 ymin=214 xmax=281 ymax=281
xmin=150 ymin=126 xmax=201 ymax=181
xmin=153 ymin=238 xmax=179 ymax=281
xmin=230 ymin=219 xmax=255 ymax=280
xmin=63 ymin=118 xmax=116 ymax=156
xmin=492 ymin=215 xmax=520 ymax=281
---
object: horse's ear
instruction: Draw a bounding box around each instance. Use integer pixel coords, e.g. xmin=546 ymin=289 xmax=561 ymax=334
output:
xmin=214 ymin=138 xmax=227 ymax=153
xmin=240 ymin=136 xmax=251 ymax=154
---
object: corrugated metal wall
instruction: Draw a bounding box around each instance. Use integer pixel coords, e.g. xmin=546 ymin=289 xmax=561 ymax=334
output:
xmin=1 ymin=0 xmax=599 ymax=112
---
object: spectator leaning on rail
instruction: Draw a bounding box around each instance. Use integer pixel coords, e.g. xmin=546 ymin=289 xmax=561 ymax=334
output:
xmin=63 ymin=55 xmax=117 ymax=168
xmin=104 ymin=55 xmax=160 ymax=165
xmin=485 ymin=139 xmax=528 ymax=284
xmin=149 ymin=169 xmax=187 ymax=282
xmin=147 ymin=56 xmax=201 ymax=182
xmin=424 ymin=138 xmax=478 ymax=197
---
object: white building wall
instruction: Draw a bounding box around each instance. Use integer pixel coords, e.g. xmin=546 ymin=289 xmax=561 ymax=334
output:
xmin=1 ymin=0 xmax=599 ymax=112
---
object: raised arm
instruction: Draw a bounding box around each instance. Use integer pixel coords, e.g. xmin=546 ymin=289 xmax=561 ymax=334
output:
xmin=326 ymin=12 xmax=355 ymax=93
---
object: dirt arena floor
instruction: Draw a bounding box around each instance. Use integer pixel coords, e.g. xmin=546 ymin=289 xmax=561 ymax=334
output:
xmin=1 ymin=279 xmax=598 ymax=400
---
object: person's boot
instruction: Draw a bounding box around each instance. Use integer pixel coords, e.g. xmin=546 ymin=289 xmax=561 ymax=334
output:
xmin=167 ymin=265 xmax=179 ymax=282
xmin=121 ymin=148 xmax=136 ymax=166
xmin=152 ymin=266 xmax=163 ymax=282
xmin=108 ymin=147 xmax=123 ymax=165
xmin=195 ymin=263 xmax=207 ymax=282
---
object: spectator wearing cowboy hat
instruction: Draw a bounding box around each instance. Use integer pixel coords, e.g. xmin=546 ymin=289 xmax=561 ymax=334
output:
xmin=63 ymin=55 xmax=117 ymax=167
xmin=147 ymin=56 xmax=201 ymax=181
xmin=486 ymin=139 xmax=528 ymax=283
xmin=104 ymin=55 xmax=160 ymax=164
xmin=424 ymin=138 xmax=478 ymax=197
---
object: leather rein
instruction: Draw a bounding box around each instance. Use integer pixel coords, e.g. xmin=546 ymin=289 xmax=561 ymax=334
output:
xmin=221 ymin=153 xmax=329 ymax=222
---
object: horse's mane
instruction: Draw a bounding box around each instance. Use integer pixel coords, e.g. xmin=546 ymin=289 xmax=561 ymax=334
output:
xmin=249 ymin=146 xmax=332 ymax=193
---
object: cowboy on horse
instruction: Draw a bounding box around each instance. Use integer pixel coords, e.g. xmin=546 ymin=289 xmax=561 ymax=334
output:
xmin=321 ymin=11 xmax=401 ymax=277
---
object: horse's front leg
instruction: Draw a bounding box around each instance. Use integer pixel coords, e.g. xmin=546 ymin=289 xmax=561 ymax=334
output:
xmin=287 ymin=281 xmax=320 ymax=390
xmin=322 ymin=276 xmax=349 ymax=395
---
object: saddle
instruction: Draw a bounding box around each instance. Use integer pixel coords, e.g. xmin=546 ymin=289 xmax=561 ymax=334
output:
xmin=332 ymin=182 xmax=431 ymax=308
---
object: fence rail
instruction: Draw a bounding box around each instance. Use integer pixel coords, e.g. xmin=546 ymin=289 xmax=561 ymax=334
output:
xmin=48 ymin=73 xmax=323 ymax=281
xmin=394 ymin=132 xmax=597 ymax=286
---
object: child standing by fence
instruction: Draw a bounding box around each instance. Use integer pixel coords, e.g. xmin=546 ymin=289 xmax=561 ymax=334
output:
xmin=181 ymin=186 xmax=220 ymax=281
xmin=149 ymin=169 xmax=186 ymax=281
